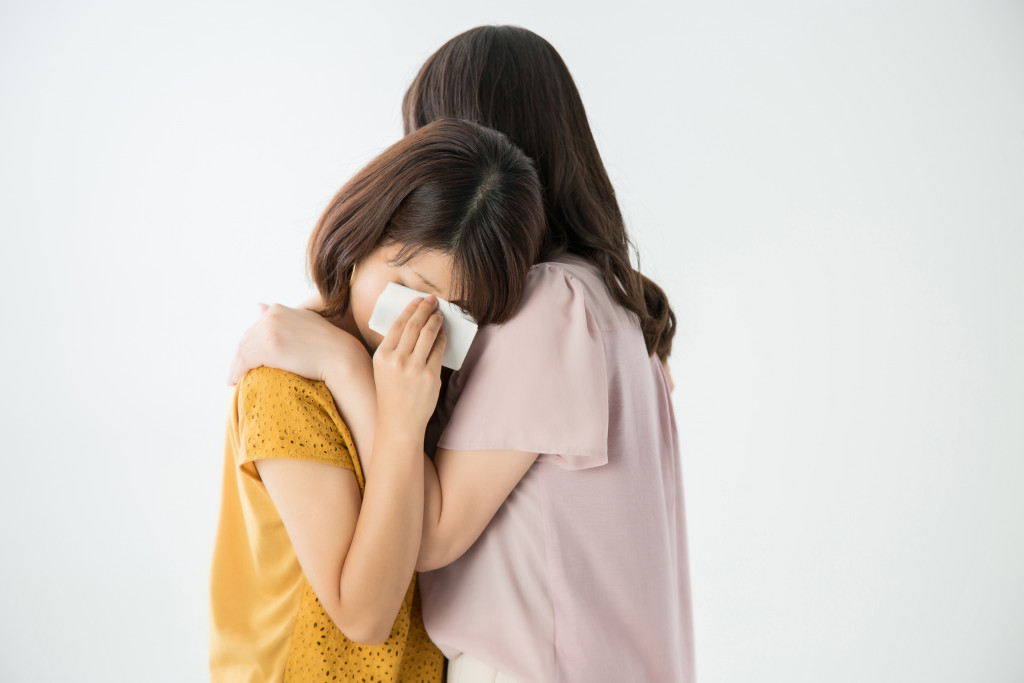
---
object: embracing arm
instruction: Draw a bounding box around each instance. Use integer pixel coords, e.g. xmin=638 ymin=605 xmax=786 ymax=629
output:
xmin=417 ymin=447 xmax=538 ymax=572
xmin=228 ymin=300 xmax=535 ymax=576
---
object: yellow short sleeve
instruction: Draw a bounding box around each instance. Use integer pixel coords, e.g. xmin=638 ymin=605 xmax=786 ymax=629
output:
xmin=235 ymin=367 xmax=358 ymax=481
xmin=212 ymin=367 xmax=441 ymax=681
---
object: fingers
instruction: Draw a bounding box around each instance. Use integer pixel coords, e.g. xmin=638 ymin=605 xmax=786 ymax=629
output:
xmin=227 ymin=342 xmax=251 ymax=385
xmin=425 ymin=326 xmax=447 ymax=371
xmin=395 ymin=296 xmax=439 ymax=357
xmin=227 ymin=303 xmax=279 ymax=384
xmin=381 ymin=297 xmax=425 ymax=351
xmin=228 ymin=327 xmax=265 ymax=384
xmin=377 ymin=296 xmax=444 ymax=373
xmin=412 ymin=309 xmax=445 ymax=363
xmin=227 ymin=357 xmax=241 ymax=385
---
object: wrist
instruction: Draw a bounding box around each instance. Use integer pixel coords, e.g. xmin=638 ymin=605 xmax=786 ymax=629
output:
xmin=374 ymin=421 xmax=425 ymax=451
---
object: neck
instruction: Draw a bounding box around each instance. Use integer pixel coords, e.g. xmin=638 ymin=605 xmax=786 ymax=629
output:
xmin=334 ymin=305 xmax=374 ymax=355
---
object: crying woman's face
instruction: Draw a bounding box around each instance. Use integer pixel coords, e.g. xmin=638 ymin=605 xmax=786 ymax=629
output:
xmin=347 ymin=243 xmax=456 ymax=351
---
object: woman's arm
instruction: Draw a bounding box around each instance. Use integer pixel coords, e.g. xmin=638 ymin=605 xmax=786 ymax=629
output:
xmin=254 ymin=458 xmax=369 ymax=637
xmin=256 ymin=436 xmax=422 ymax=646
xmin=228 ymin=301 xmax=531 ymax=574
xmin=253 ymin=297 xmax=446 ymax=645
xmin=417 ymin=447 xmax=538 ymax=572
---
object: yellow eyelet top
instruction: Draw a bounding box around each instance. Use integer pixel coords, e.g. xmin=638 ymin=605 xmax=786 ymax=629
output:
xmin=210 ymin=367 xmax=444 ymax=682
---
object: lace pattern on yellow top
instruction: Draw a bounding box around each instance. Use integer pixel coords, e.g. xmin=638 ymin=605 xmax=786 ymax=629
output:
xmin=225 ymin=367 xmax=443 ymax=683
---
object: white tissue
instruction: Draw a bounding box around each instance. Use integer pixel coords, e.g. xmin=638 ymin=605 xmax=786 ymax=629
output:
xmin=367 ymin=282 xmax=479 ymax=371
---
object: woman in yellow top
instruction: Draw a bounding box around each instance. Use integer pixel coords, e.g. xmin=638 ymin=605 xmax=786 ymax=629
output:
xmin=210 ymin=119 xmax=545 ymax=682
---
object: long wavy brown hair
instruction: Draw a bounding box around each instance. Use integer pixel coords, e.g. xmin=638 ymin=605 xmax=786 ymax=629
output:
xmin=402 ymin=25 xmax=676 ymax=360
xmin=309 ymin=118 xmax=544 ymax=327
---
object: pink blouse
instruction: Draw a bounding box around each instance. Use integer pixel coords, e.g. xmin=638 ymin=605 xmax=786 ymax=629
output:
xmin=419 ymin=257 xmax=695 ymax=682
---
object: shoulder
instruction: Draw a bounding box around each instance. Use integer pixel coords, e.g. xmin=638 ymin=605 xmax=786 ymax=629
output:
xmin=451 ymin=260 xmax=611 ymax=383
xmin=237 ymin=367 xmax=335 ymax=423
xmin=235 ymin=367 xmax=357 ymax=472
xmin=500 ymin=258 xmax=637 ymax=335
xmin=464 ymin=262 xmax=586 ymax=354
xmin=438 ymin=259 xmax=615 ymax=468
xmin=517 ymin=261 xmax=583 ymax=315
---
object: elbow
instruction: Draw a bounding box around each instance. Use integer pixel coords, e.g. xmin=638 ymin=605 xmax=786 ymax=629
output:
xmin=415 ymin=556 xmax=439 ymax=573
xmin=415 ymin=539 xmax=441 ymax=572
xmin=324 ymin=604 xmax=395 ymax=646
xmin=416 ymin=535 xmax=458 ymax=573
xmin=415 ymin=550 xmax=445 ymax=573
xmin=341 ymin=622 xmax=392 ymax=647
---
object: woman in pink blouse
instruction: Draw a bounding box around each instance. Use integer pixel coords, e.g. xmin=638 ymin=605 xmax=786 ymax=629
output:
xmin=231 ymin=26 xmax=695 ymax=683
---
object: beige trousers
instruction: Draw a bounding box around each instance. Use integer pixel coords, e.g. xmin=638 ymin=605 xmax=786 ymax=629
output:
xmin=447 ymin=653 xmax=522 ymax=683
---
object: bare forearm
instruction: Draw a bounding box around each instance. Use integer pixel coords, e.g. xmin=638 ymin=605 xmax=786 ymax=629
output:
xmin=335 ymin=429 xmax=424 ymax=644
xmin=416 ymin=447 xmax=539 ymax=573
xmin=326 ymin=294 xmax=446 ymax=642
xmin=417 ymin=455 xmax=446 ymax=572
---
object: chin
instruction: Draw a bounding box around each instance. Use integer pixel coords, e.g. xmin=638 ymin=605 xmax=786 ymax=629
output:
xmin=362 ymin=329 xmax=384 ymax=351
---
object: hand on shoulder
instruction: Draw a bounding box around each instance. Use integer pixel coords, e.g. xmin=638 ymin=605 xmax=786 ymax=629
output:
xmin=228 ymin=303 xmax=369 ymax=386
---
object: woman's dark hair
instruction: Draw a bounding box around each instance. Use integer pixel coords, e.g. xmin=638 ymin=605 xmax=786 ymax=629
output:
xmin=309 ymin=118 xmax=544 ymax=326
xmin=403 ymin=25 xmax=676 ymax=360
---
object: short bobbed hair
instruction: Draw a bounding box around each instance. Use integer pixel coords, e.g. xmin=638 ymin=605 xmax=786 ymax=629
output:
xmin=309 ymin=118 xmax=545 ymax=327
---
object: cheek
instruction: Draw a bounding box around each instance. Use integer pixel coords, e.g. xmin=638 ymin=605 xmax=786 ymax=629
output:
xmin=349 ymin=273 xmax=387 ymax=348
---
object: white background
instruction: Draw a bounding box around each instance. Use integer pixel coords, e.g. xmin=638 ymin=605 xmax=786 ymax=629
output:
xmin=1 ymin=1 xmax=1022 ymax=681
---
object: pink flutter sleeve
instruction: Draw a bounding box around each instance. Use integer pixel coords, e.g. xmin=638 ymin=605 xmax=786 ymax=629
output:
xmin=437 ymin=263 xmax=609 ymax=470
